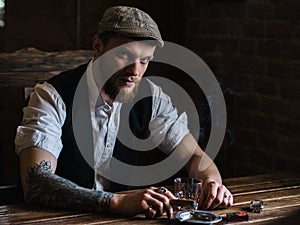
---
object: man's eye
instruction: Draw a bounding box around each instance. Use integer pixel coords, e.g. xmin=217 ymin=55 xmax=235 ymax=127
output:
xmin=140 ymin=57 xmax=152 ymax=64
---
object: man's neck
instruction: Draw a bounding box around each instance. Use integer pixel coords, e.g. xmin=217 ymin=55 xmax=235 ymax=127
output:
xmin=100 ymin=89 xmax=114 ymax=106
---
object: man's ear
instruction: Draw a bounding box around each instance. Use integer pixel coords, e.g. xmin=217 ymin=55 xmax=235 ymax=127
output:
xmin=93 ymin=35 xmax=104 ymax=57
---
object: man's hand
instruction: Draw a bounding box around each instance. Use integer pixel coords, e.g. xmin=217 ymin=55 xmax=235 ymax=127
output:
xmin=110 ymin=187 xmax=176 ymax=219
xmin=198 ymin=178 xmax=233 ymax=209
xmin=178 ymin=133 xmax=234 ymax=210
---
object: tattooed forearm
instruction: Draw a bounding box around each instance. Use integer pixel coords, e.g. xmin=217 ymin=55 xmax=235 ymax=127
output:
xmin=26 ymin=161 xmax=114 ymax=213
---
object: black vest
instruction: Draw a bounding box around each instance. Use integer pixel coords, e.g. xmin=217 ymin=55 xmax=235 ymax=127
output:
xmin=47 ymin=64 xmax=170 ymax=191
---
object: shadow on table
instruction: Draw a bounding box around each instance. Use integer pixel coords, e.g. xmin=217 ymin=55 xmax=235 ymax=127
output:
xmin=268 ymin=208 xmax=300 ymax=225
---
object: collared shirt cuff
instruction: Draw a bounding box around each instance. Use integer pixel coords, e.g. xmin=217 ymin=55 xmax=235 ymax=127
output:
xmin=15 ymin=126 xmax=62 ymax=159
xmin=159 ymin=112 xmax=190 ymax=154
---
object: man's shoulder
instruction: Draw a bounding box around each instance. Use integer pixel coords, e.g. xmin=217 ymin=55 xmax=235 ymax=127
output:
xmin=143 ymin=77 xmax=161 ymax=94
xmin=143 ymin=77 xmax=169 ymax=99
xmin=47 ymin=63 xmax=89 ymax=105
xmin=48 ymin=63 xmax=88 ymax=88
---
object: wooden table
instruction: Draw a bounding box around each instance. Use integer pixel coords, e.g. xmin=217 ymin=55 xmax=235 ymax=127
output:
xmin=0 ymin=173 xmax=299 ymax=224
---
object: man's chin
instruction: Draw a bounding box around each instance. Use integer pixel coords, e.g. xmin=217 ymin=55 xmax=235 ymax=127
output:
xmin=116 ymin=85 xmax=139 ymax=103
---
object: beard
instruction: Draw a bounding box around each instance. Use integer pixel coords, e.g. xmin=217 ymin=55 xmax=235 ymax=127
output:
xmin=103 ymin=76 xmax=140 ymax=103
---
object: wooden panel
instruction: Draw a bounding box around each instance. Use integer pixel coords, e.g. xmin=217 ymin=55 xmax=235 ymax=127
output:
xmin=0 ymin=48 xmax=93 ymax=87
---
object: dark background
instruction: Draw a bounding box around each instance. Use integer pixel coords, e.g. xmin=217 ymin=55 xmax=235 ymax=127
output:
xmin=0 ymin=0 xmax=299 ymax=187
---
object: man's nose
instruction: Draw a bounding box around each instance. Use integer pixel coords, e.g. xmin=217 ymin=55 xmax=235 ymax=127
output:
xmin=126 ymin=62 xmax=141 ymax=77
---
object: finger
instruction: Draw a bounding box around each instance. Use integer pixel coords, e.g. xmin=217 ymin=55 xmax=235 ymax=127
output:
xmin=153 ymin=186 xmax=176 ymax=200
xmin=146 ymin=195 xmax=164 ymax=217
xmin=201 ymin=182 xmax=218 ymax=210
xmin=210 ymin=185 xmax=226 ymax=209
xmin=228 ymin=193 xmax=234 ymax=207
xmin=218 ymin=193 xmax=229 ymax=209
xmin=164 ymin=190 xmax=176 ymax=200
xmin=145 ymin=205 xmax=157 ymax=219
xmin=198 ymin=189 xmax=205 ymax=208
xmin=143 ymin=189 xmax=163 ymax=218
xmin=149 ymin=190 xmax=174 ymax=218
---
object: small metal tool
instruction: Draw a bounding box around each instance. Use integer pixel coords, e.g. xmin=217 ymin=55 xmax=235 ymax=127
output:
xmin=250 ymin=200 xmax=264 ymax=213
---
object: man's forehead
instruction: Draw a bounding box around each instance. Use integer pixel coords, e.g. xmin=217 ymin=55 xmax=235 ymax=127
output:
xmin=105 ymin=35 xmax=156 ymax=56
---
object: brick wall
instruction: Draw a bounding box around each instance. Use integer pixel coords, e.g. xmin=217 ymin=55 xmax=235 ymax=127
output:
xmin=184 ymin=0 xmax=300 ymax=177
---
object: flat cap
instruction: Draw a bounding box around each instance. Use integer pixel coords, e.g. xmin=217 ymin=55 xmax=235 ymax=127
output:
xmin=97 ymin=6 xmax=164 ymax=47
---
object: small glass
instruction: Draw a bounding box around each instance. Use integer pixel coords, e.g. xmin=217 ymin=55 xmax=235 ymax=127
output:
xmin=173 ymin=177 xmax=202 ymax=209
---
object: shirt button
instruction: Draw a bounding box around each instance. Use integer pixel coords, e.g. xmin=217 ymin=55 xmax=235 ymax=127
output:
xmin=106 ymin=143 xmax=112 ymax=149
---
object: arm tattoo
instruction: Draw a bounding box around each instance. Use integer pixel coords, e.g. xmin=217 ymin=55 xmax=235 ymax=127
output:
xmin=26 ymin=161 xmax=114 ymax=213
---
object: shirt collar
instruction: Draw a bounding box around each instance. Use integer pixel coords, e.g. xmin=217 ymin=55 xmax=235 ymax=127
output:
xmin=86 ymin=58 xmax=121 ymax=110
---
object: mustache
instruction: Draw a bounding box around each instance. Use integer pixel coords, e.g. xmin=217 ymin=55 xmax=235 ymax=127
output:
xmin=120 ymin=76 xmax=141 ymax=82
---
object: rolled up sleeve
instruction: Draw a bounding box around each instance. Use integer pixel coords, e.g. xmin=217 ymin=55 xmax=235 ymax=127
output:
xmin=15 ymin=82 xmax=66 ymax=159
xmin=149 ymin=80 xmax=190 ymax=154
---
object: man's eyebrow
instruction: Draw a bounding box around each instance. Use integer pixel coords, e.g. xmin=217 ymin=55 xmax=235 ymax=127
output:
xmin=117 ymin=47 xmax=154 ymax=59
xmin=142 ymin=55 xmax=154 ymax=60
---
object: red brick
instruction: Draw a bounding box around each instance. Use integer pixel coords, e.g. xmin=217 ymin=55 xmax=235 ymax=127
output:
xmin=253 ymin=114 xmax=277 ymax=132
xmin=192 ymin=18 xmax=227 ymax=36
xmin=236 ymin=94 xmax=260 ymax=109
xmin=240 ymin=38 xmax=257 ymax=55
xmin=247 ymin=147 xmax=275 ymax=170
xmin=231 ymin=160 xmax=268 ymax=176
xmin=267 ymin=20 xmax=293 ymax=38
xmin=241 ymin=56 xmax=267 ymax=76
xmin=199 ymin=53 xmax=224 ymax=74
xmin=295 ymin=25 xmax=300 ymax=39
xmin=258 ymin=133 xmax=279 ymax=151
xmin=282 ymin=41 xmax=300 ymax=60
xmin=216 ymin=38 xmax=239 ymax=53
xmin=226 ymin=18 xmax=244 ymax=37
xmin=284 ymin=100 xmax=300 ymax=120
xmin=273 ymin=155 xmax=299 ymax=174
xmin=221 ymin=3 xmax=245 ymax=18
xmin=224 ymin=92 xmax=236 ymax=108
xmin=278 ymin=136 xmax=300 ymax=158
xmin=253 ymin=76 xmax=280 ymax=96
xmin=223 ymin=54 xmax=243 ymax=75
xmin=229 ymin=145 xmax=252 ymax=164
xmin=260 ymin=96 xmax=285 ymax=116
xmin=186 ymin=19 xmax=202 ymax=34
xmin=186 ymin=2 xmax=223 ymax=18
xmin=230 ymin=109 xmax=254 ymax=128
xmin=293 ymin=63 xmax=300 ymax=78
xmin=247 ymin=4 xmax=273 ymax=18
xmin=243 ymin=19 xmax=266 ymax=37
xmin=185 ymin=35 xmax=217 ymax=53
xmin=247 ymin=0 xmax=272 ymax=5
xmin=259 ymin=98 xmax=300 ymax=121
xmin=267 ymin=60 xmax=295 ymax=78
xmin=226 ymin=74 xmax=253 ymax=94
xmin=278 ymin=119 xmax=300 ymax=137
xmin=274 ymin=1 xmax=300 ymax=19
xmin=280 ymin=79 xmax=300 ymax=100
xmin=257 ymin=39 xmax=282 ymax=58
xmin=235 ymin=128 xmax=259 ymax=147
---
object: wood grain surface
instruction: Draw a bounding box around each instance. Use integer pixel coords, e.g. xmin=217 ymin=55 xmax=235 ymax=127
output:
xmin=0 ymin=47 xmax=93 ymax=87
xmin=1 ymin=173 xmax=299 ymax=224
